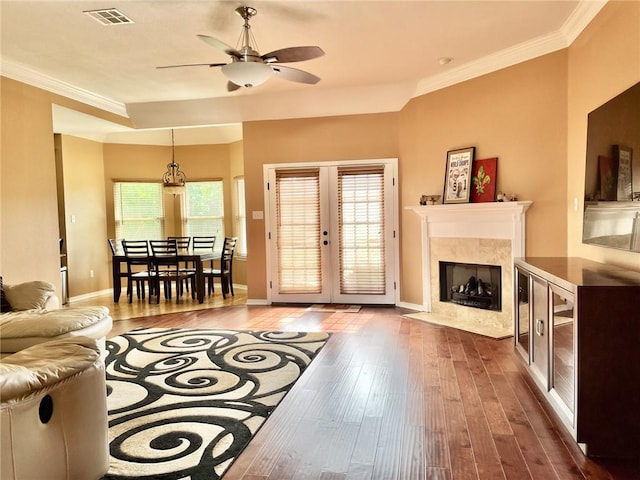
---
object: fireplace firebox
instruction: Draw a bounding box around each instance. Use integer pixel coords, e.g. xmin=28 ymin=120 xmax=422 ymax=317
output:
xmin=439 ymin=261 xmax=501 ymax=311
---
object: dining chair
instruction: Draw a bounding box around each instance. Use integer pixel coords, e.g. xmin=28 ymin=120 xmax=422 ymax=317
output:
xmin=168 ymin=236 xmax=191 ymax=250
xmin=168 ymin=236 xmax=193 ymax=292
xmin=108 ymin=238 xmax=129 ymax=297
xmin=192 ymin=236 xmax=217 ymax=268
xmin=108 ymin=238 xmax=124 ymax=255
xmin=205 ymin=237 xmax=237 ymax=299
xmin=121 ymin=240 xmax=154 ymax=303
xmin=149 ymin=239 xmax=195 ymax=303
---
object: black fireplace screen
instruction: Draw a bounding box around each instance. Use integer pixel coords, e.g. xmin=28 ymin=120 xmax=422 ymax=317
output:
xmin=439 ymin=261 xmax=502 ymax=311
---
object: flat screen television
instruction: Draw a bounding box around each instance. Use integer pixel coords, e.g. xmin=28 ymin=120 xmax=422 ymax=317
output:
xmin=582 ymin=81 xmax=640 ymax=251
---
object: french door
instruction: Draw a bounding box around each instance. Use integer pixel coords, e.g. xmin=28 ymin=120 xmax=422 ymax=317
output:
xmin=265 ymin=159 xmax=397 ymax=305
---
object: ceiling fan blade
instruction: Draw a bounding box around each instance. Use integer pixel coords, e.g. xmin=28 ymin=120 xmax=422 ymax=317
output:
xmin=262 ymin=46 xmax=324 ymax=63
xmin=270 ymin=65 xmax=320 ymax=84
xmin=227 ymin=81 xmax=242 ymax=92
xmin=156 ymin=63 xmax=226 ymax=69
xmin=197 ymin=34 xmax=242 ymax=58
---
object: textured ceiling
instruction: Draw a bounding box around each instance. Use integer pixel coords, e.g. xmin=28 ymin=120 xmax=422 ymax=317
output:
xmin=1 ymin=1 xmax=605 ymax=143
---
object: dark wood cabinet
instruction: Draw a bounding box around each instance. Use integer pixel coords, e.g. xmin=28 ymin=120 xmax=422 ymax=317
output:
xmin=514 ymin=257 xmax=640 ymax=459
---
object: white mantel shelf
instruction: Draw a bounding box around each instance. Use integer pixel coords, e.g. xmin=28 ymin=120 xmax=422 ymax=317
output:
xmin=406 ymin=201 xmax=532 ymax=313
xmin=406 ymin=201 xmax=531 ymax=243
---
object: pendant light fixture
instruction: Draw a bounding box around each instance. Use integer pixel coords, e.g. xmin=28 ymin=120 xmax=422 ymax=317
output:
xmin=162 ymin=129 xmax=186 ymax=195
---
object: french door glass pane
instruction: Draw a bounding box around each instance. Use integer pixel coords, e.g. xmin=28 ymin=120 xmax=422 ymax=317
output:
xmin=338 ymin=166 xmax=386 ymax=294
xmin=276 ymin=169 xmax=321 ymax=294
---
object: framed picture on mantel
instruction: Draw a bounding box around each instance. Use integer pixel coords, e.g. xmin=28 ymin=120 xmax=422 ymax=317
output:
xmin=443 ymin=146 xmax=474 ymax=204
xmin=471 ymin=157 xmax=498 ymax=203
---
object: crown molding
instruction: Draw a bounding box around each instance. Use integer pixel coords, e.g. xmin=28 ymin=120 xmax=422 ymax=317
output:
xmin=561 ymin=0 xmax=608 ymax=44
xmin=0 ymin=58 xmax=128 ymax=118
xmin=413 ymin=29 xmax=567 ymax=98
xmin=413 ymin=0 xmax=607 ymax=99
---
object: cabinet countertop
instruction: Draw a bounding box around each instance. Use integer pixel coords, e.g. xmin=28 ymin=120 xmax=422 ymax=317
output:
xmin=515 ymin=257 xmax=640 ymax=288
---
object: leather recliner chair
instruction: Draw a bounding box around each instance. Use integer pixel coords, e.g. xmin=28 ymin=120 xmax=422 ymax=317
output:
xmin=0 ymin=336 xmax=109 ymax=480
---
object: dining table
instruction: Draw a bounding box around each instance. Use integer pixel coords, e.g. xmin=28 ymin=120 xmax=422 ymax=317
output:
xmin=111 ymin=247 xmax=220 ymax=304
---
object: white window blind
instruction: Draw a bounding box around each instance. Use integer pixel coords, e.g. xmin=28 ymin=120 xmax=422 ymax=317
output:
xmin=184 ymin=181 xmax=225 ymax=238
xmin=114 ymin=182 xmax=164 ymax=240
xmin=338 ymin=166 xmax=386 ymax=295
xmin=276 ymin=169 xmax=321 ymax=294
xmin=235 ymin=177 xmax=247 ymax=257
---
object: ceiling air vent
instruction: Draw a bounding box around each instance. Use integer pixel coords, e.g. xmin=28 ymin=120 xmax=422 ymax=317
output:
xmin=84 ymin=8 xmax=134 ymax=26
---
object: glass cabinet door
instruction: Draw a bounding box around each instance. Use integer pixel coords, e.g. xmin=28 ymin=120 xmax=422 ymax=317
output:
xmin=530 ymin=275 xmax=548 ymax=386
xmin=550 ymin=285 xmax=575 ymax=417
xmin=515 ymin=268 xmax=530 ymax=360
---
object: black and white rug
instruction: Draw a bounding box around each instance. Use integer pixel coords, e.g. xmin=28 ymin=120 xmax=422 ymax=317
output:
xmin=102 ymin=328 xmax=330 ymax=480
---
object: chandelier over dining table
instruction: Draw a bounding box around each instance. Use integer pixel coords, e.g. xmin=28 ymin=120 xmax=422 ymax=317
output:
xmin=162 ymin=129 xmax=186 ymax=195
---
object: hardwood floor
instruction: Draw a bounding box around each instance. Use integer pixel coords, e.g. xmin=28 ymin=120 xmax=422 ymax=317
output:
xmin=67 ymin=294 xmax=639 ymax=479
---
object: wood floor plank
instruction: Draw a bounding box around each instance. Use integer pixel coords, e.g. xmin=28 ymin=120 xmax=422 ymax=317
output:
xmin=438 ymin=356 xmax=478 ymax=479
xmin=424 ymin=430 xmax=450 ymax=470
xmin=342 ymin=363 xmax=379 ymax=424
xmin=320 ymin=422 xmax=361 ymax=474
xmin=491 ymin=433 xmax=533 ymax=480
xmin=398 ymin=425 xmax=426 ymax=479
xmin=453 ymin=358 xmax=485 ymax=418
xmin=424 ymin=385 xmax=447 ymax=433
xmin=465 ymin=414 xmax=501 ymax=467
xmin=65 ymin=296 xmax=637 ymax=480
xmin=476 ymin=461 xmax=506 ymax=480
xmin=371 ymin=394 xmax=406 ymax=479
xmin=345 ymin=462 xmax=374 ymax=480
xmin=425 ymin=467 xmax=452 ymax=480
xmin=349 ymin=415 xmax=382 ymax=467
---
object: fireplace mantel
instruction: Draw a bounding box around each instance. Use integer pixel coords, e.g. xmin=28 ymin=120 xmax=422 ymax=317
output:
xmin=406 ymin=201 xmax=532 ymax=315
xmin=406 ymin=201 xmax=532 ymax=241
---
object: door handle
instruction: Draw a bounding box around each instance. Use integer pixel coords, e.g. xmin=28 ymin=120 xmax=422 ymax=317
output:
xmin=535 ymin=318 xmax=544 ymax=336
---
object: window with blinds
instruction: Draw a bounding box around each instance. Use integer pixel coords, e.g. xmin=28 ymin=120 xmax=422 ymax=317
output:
xmin=114 ymin=182 xmax=164 ymax=240
xmin=338 ymin=166 xmax=386 ymax=295
xmin=184 ymin=181 xmax=225 ymax=238
xmin=235 ymin=177 xmax=247 ymax=257
xmin=276 ymin=169 xmax=321 ymax=294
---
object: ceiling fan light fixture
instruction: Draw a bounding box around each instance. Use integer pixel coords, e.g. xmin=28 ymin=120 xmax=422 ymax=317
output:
xmin=222 ymin=61 xmax=273 ymax=88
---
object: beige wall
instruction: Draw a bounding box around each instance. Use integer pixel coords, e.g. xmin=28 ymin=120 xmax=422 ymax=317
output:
xmin=242 ymin=113 xmax=399 ymax=300
xmin=398 ymin=50 xmax=569 ymax=305
xmin=1 ymin=78 xmax=61 ymax=288
xmin=1 ymin=76 xmax=130 ymax=296
xmin=567 ymin=0 xmax=640 ymax=266
xmin=60 ymin=135 xmax=109 ymax=296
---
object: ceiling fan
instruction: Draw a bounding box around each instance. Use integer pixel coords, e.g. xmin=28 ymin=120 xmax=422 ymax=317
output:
xmin=158 ymin=6 xmax=324 ymax=92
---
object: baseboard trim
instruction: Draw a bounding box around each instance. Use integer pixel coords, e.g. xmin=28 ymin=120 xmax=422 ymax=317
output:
xmin=396 ymin=300 xmax=424 ymax=312
xmin=69 ymin=288 xmax=113 ymax=303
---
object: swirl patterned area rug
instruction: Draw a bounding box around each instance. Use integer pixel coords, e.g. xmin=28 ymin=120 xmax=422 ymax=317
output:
xmin=102 ymin=328 xmax=330 ymax=480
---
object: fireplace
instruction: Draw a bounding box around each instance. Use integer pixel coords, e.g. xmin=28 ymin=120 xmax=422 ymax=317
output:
xmin=439 ymin=261 xmax=501 ymax=311
xmin=407 ymin=201 xmax=531 ymax=337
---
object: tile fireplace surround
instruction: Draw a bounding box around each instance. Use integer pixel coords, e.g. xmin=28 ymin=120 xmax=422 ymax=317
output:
xmin=406 ymin=201 xmax=531 ymax=338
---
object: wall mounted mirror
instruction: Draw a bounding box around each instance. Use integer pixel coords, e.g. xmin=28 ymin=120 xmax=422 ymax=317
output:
xmin=582 ymin=81 xmax=640 ymax=251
